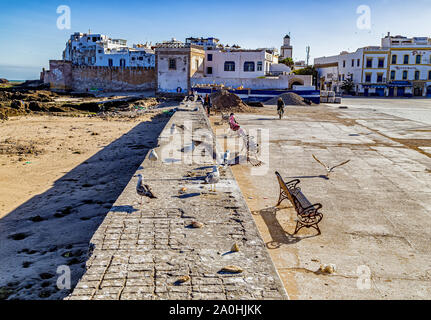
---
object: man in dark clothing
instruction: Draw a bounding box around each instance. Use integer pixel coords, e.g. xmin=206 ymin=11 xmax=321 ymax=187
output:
xmin=204 ymin=94 xmax=211 ymax=116
xmin=277 ymin=98 xmax=285 ymax=119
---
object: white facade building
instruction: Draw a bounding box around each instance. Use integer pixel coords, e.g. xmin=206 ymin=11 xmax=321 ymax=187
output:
xmin=63 ymin=32 xmax=155 ymax=68
xmin=315 ymin=33 xmax=431 ymax=97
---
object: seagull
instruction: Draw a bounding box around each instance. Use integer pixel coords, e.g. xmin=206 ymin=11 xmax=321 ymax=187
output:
xmin=204 ymin=166 xmax=220 ymax=192
xmin=181 ymin=140 xmax=203 ymax=153
xmin=176 ymin=124 xmax=189 ymax=132
xmin=312 ymin=154 xmax=351 ymax=177
xmin=149 ymin=149 xmax=158 ymax=161
xmin=136 ymin=174 xmax=157 ymax=207
xmin=222 ymin=150 xmax=230 ymax=167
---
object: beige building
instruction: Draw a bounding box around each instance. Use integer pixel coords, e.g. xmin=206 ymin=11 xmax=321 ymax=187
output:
xmin=155 ymin=43 xmax=205 ymax=94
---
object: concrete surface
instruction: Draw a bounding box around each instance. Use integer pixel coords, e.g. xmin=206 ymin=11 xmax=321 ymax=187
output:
xmin=211 ymin=99 xmax=431 ymax=299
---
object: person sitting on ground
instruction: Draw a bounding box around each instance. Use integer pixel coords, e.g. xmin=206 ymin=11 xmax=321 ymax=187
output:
xmin=229 ymin=113 xmax=246 ymax=136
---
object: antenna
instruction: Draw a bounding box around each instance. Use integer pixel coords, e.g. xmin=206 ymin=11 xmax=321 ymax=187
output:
xmin=306 ymin=46 xmax=310 ymax=66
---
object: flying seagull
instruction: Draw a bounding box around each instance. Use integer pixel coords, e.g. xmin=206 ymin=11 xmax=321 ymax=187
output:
xmin=204 ymin=166 xmax=220 ymax=192
xmin=136 ymin=174 xmax=157 ymax=207
xmin=312 ymin=154 xmax=350 ymax=177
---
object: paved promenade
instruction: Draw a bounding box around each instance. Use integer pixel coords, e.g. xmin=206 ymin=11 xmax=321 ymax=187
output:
xmin=68 ymin=101 xmax=287 ymax=300
xmin=211 ymin=102 xmax=431 ymax=299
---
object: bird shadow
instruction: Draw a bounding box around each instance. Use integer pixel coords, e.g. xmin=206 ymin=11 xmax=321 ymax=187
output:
xmin=286 ymin=175 xmax=329 ymax=180
xmin=173 ymin=193 xmax=201 ymax=199
xmin=110 ymin=206 xmax=139 ymax=214
xmin=0 ymin=115 xmax=170 ymax=300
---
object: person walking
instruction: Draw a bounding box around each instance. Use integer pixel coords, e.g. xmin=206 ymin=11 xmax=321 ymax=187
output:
xmin=204 ymin=94 xmax=211 ymax=116
xmin=277 ymin=97 xmax=285 ymax=119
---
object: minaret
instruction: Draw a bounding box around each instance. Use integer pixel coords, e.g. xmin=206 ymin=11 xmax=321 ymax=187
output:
xmin=280 ymin=34 xmax=293 ymax=59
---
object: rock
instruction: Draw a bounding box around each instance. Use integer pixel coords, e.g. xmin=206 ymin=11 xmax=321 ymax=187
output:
xmin=10 ymin=100 xmax=25 ymax=109
xmin=175 ymin=275 xmax=190 ymax=284
xmin=319 ymin=264 xmax=336 ymax=274
xmin=0 ymin=78 xmax=8 ymax=84
xmin=231 ymin=243 xmax=240 ymax=252
xmin=28 ymin=101 xmax=43 ymax=111
xmin=221 ymin=265 xmax=243 ymax=274
xmin=190 ymin=221 xmax=204 ymax=229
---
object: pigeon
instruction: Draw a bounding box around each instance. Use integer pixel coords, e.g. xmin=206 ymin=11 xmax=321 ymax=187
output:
xmin=136 ymin=174 xmax=157 ymax=207
xmin=204 ymin=166 xmax=220 ymax=192
xmin=312 ymin=154 xmax=350 ymax=177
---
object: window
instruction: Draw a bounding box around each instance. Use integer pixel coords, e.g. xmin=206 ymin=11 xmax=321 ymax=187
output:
xmin=224 ymin=61 xmax=235 ymax=71
xmin=391 ymin=55 xmax=397 ymax=64
xmin=403 ymin=55 xmax=409 ymax=64
xmin=366 ymin=58 xmax=372 ymax=68
xmin=429 ymin=70 xmax=431 ymax=80
xmin=120 ymin=59 xmax=126 ymax=67
xmin=402 ymin=70 xmax=408 ymax=80
xmin=343 ymin=60 xmax=346 ymax=68
xmin=257 ymin=61 xmax=263 ymax=71
xmin=378 ymin=58 xmax=384 ymax=68
xmin=169 ymin=58 xmax=176 ymax=70
xmin=207 ymin=67 xmax=213 ymax=74
xmin=377 ymin=73 xmax=383 ymax=83
xmin=98 ymin=49 xmax=103 ymax=54
xmin=357 ymin=59 xmax=360 ymax=67
xmin=195 ymin=59 xmax=199 ymax=70
xmin=131 ymin=57 xmax=136 ymax=61
xmin=390 ymin=70 xmax=396 ymax=80
xmin=416 ymin=55 xmax=422 ymax=64
xmin=342 ymin=74 xmax=345 ymax=81
xmin=138 ymin=57 xmax=143 ymax=61
xmin=415 ymin=71 xmax=420 ymax=80
xmin=365 ymin=73 xmax=371 ymax=82
xmin=108 ymin=59 xmax=113 ymax=67
xmin=351 ymin=60 xmax=354 ymax=67
xmin=244 ymin=61 xmax=255 ymax=72
xmin=207 ymin=54 xmax=213 ymax=62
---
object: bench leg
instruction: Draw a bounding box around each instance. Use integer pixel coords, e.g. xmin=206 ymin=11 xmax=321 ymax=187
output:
xmin=294 ymin=221 xmax=321 ymax=235
xmin=276 ymin=189 xmax=287 ymax=206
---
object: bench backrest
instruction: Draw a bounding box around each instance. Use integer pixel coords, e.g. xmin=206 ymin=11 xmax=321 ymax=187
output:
xmin=275 ymin=171 xmax=301 ymax=212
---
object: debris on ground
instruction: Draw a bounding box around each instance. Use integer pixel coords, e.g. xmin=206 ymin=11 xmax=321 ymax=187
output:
xmin=265 ymin=92 xmax=309 ymax=106
xmin=210 ymin=90 xmax=253 ymax=113
xmin=220 ymin=265 xmax=244 ymax=274
xmin=319 ymin=264 xmax=337 ymax=274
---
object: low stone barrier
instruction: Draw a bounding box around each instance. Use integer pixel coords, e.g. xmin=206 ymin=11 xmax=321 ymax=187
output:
xmin=67 ymin=101 xmax=287 ymax=300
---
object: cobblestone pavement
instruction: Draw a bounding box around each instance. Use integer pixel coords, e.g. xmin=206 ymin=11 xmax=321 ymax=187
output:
xmin=67 ymin=102 xmax=287 ymax=300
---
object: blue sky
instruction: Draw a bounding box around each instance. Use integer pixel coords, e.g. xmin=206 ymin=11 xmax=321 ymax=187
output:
xmin=0 ymin=0 xmax=430 ymax=79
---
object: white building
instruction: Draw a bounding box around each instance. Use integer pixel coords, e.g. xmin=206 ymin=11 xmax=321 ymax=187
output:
xmin=63 ymin=32 xmax=155 ymax=68
xmin=315 ymin=33 xmax=431 ymax=97
xmin=203 ymin=48 xmax=281 ymax=78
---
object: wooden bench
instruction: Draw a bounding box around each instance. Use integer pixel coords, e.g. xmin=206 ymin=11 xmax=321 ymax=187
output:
xmin=275 ymin=171 xmax=323 ymax=235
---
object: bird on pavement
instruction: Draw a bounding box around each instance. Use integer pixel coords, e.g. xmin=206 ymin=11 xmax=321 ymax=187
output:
xmin=149 ymin=148 xmax=158 ymax=161
xmin=222 ymin=150 xmax=230 ymax=167
xmin=204 ymin=166 xmax=220 ymax=192
xmin=312 ymin=154 xmax=350 ymax=177
xmin=136 ymin=174 xmax=157 ymax=207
